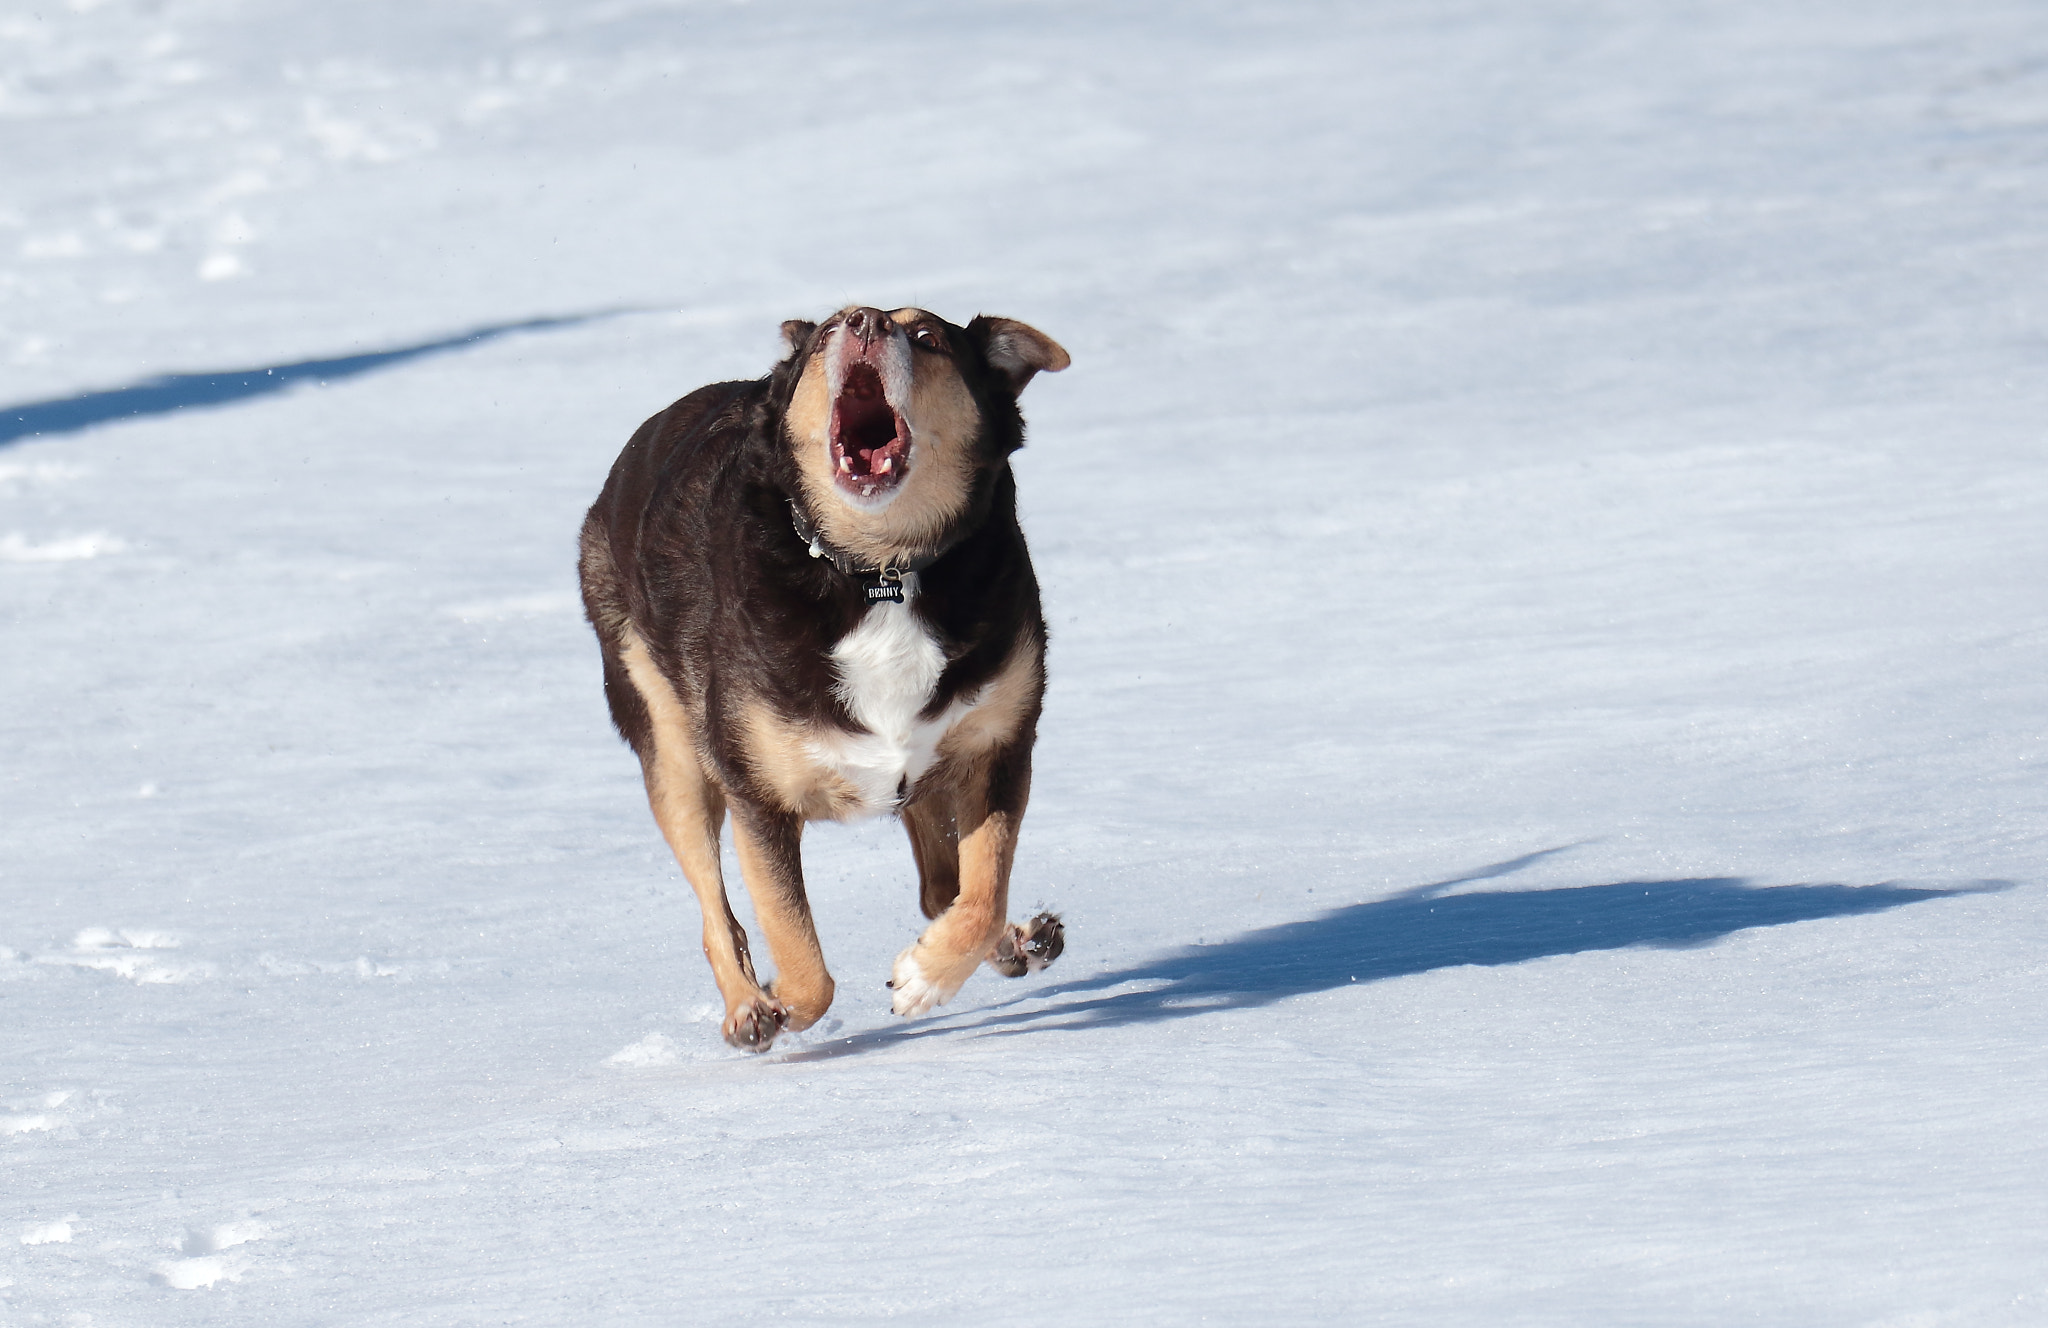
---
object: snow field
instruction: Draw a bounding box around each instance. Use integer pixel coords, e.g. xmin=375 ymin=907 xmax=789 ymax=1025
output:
xmin=4 ymin=0 xmax=2048 ymax=1323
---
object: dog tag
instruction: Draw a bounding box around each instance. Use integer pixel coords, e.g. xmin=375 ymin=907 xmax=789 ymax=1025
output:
xmin=863 ymin=566 xmax=906 ymax=603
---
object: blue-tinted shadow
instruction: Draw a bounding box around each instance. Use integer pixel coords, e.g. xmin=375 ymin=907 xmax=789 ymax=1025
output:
xmin=779 ymin=874 xmax=2006 ymax=1060
xmin=0 ymin=310 xmax=628 ymax=448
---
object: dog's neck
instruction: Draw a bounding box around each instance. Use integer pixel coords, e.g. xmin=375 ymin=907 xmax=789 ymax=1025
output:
xmin=783 ymin=446 xmax=1003 ymax=570
xmin=786 ymin=497 xmax=978 ymax=604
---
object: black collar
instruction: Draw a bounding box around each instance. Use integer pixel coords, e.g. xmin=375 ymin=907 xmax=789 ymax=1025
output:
xmin=787 ymin=499 xmax=960 ymax=604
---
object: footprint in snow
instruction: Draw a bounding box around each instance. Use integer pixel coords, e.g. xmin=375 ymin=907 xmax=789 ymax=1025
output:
xmin=605 ymin=1004 xmax=837 ymax=1066
xmin=19 ymin=1216 xmax=78 ymax=1246
xmin=256 ymin=953 xmax=400 ymax=979
xmin=606 ymin=1033 xmax=680 ymax=1068
xmin=2 ymin=1089 xmax=81 ymax=1140
xmin=154 ymin=1221 xmax=269 ymax=1291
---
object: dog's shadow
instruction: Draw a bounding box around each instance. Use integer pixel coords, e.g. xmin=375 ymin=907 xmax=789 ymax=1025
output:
xmin=777 ymin=861 xmax=2010 ymax=1062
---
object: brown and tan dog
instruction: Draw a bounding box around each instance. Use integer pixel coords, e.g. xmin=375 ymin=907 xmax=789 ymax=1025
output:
xmin=578 ymin=307 xmax=1069 ymax=1051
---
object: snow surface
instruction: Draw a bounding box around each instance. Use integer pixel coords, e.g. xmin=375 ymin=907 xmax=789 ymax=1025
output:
xmin=4 ymin=0 xmax=2047 ymax=1322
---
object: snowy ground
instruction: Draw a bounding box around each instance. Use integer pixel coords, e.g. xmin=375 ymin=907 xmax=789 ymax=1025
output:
xmin=5 ymin=0 xmax=2047 ymax=1322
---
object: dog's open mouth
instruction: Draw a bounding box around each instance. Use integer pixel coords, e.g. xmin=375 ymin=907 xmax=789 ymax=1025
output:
xmin=829 ymin=363 xmax=911 ymax=499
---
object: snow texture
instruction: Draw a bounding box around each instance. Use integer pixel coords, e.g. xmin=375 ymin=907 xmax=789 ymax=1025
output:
xmin=4 ymin=0 xmax=2046 ymax=1323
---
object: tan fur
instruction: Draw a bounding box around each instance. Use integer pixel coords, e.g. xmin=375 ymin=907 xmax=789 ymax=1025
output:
xmin=890 ymin=634 xmax=1042 ymax=1010
xmin=728 ymin=815 xmax=834 ymax=1030
xmin=617 ymin=628 xmax=774 ymax=1033
xmin=736 ymin=698 xmax=862 ymax=821
xmin=951 ymin=805 xmax=1022 ymax=956
xmin=891 ymin=791 xmax=1025 ymax=1011
xmin=785 ymin=307 xmax=985 ymax=567
xmin=934 ymin=634 xmax=1044 ymax=770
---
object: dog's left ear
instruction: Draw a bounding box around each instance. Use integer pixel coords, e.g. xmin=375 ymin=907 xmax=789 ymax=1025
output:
xmin=966 ymin=316 xmax=1071 ymax=395
xmin=779 ymin=320 xmax=818 ymax=360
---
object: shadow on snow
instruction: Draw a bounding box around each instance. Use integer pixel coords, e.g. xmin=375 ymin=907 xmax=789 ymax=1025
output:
xmin=778 ymin=865 xmax=2009 ymax=1062
xmin=0 ymin=309 xmax=633 ymax=448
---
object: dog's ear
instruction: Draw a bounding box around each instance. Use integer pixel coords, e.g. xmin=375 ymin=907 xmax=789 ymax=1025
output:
xmin=966 ymin=316 xmax=1070 ymax=395
xmin=779 ymin=320 xmax=818 ymax=360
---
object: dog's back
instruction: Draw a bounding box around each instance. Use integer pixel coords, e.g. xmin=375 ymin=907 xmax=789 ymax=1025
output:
xmin=577 ymin=379 xmax=760 ymax=758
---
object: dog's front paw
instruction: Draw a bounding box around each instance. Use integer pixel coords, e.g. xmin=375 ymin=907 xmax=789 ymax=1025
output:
xmin=722 ymin=994 xmax=789 ymax=1051
xmin=985 ymin=911 xmax=1065 ymax=978
xmin=888 ymin=942 xmax=976 ymax=1018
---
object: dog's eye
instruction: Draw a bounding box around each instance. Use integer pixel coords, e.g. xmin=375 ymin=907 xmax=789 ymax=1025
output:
xmin=912 ymin=327 xmax=944 ymax=352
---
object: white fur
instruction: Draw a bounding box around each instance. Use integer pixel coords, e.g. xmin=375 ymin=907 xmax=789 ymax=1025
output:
xmin=812 ymin=585 xmax=980 ymax=817
xmin=888 ymin=947 xmax=951 ymax=1016
xmin=821 ymin=321 xmax=913 ymax=405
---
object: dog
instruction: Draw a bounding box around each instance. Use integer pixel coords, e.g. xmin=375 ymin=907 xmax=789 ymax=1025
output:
xmin=578 ymin=306 xmax=1071 ymax=1051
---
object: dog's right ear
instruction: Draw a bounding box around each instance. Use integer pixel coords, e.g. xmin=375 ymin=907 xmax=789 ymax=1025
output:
xmin=779 ymin=320 xmax=818 ymax=360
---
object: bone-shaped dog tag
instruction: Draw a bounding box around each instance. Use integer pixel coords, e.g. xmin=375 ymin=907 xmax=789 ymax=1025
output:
xmin=863 ymin=567 xmax=906 ymax=603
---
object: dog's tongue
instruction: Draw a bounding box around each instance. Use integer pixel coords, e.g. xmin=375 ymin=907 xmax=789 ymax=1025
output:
xmin=831 ymin=362 xmax=907 ymax=487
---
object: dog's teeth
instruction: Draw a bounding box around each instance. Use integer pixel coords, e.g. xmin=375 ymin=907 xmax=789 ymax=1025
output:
xmin=837 ymin=455 xmax=853 ymax=473
xmin=876 ymin=456 xmax=893 ymax=475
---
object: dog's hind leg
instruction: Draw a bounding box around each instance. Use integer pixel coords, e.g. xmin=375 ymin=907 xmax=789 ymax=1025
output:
xmin=903 ymin=790 xmax=961 ymax=921
xmin=728 ymin=800 xmax=835 ymax=1034
xmin=890 ymin=742 xmax=1056 ymax=1015
xmin=618 ymin=628 xmax=787 ymax=1050
xmin=983 ymin=908 xmax=1066 ymax=979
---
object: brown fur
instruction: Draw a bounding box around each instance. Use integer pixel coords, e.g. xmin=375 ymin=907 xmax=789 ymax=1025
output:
xmin=580 ymin=306 xmax=1070 ymax=1050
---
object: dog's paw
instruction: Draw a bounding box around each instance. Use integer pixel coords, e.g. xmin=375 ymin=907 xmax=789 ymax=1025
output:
xmin=985 ymin=912 xmax=1065 ymax=978
xmin=722 ymin=994 xmax=789 ymax=1051
xmin=888 ymin=943 xmax=976 ymax=1018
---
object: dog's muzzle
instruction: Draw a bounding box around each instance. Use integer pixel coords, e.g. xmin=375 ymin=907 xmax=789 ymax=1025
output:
xmin=827 ymin=309 xmax=912 ymax=501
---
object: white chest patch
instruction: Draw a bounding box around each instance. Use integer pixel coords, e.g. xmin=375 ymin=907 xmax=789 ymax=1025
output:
xmin=815 ymin=586 xmax=978 ymax=817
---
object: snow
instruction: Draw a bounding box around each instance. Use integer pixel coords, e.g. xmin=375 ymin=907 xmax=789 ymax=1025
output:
xmin=4 ymin=0 xmax=2046 ymax=1322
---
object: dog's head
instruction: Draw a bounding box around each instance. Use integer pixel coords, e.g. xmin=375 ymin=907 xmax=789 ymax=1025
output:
xmin=773 ymin=306 xmax=1068 ymax=561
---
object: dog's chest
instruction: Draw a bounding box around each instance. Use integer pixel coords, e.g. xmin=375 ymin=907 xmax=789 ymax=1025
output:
xmin=814 ymin=592 xmax=973 ymax=816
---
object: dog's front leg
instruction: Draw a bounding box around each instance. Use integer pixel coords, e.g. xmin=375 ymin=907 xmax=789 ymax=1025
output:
xmin=729 ymin=800 xmax=836 ymax=1035
xmin=890 ymin=744 xmax=1032 ymax=1016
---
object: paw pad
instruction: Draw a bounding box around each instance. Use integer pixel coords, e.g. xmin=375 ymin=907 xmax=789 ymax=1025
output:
xmin=722 ymin=996 xmax=789 ymax=1052
xmin=987 ymin=911 xmax=1064 ymax=978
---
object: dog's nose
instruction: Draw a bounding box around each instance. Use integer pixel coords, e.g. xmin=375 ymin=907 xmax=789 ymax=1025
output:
xmin=842 ymin=307 xmax=889 ymax=347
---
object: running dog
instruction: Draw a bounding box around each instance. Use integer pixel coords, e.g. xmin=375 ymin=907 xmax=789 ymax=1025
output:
xmin=578 ymin=307 xmax=1069 ymax=1050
